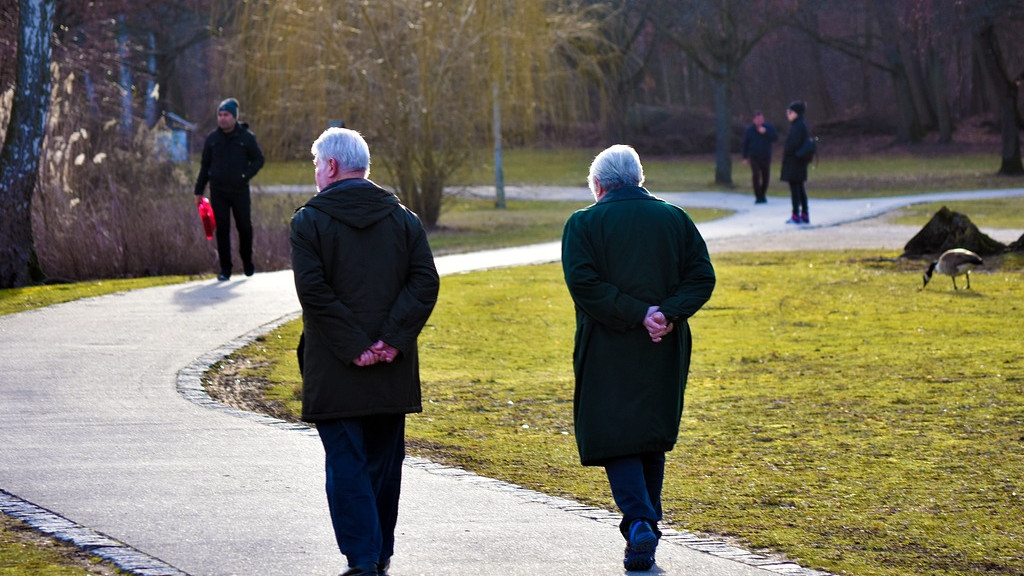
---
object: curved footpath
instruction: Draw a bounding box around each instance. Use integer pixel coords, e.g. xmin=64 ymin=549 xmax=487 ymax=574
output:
xmin=1 ymin=188 xmax=1022 ymax=576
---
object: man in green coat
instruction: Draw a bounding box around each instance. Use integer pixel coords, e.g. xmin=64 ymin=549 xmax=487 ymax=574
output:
xmin=291 ymin=127 xmax=439 ymax=576
xmin=562 ymin=144 xmax=715 ymax=572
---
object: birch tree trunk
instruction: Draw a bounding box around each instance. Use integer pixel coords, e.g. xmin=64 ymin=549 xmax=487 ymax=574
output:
xmin=0 ymin=0 xmax=54 ymax=288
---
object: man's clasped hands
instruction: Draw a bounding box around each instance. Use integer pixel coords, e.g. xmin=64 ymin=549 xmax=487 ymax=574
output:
xmin=643 ymin=306 xmax=674 ymax=343
xmin=353 ymin=340 xmax=400 ymax=367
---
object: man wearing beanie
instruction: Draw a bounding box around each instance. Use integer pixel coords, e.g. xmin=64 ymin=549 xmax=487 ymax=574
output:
xmin=194 ymin=97 xmax=265 ymax=280
xmin=780 ymin=100 xmax=814 ymax=224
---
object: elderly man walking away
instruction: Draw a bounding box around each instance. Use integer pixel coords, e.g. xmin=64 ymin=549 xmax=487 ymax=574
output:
xmin=290 ymin=127 xmax=439 ymax=576
xmin=194 ymin=97 xmax=265 ymax=281
xmin=561 ymin=145 xmax=716 ymax=572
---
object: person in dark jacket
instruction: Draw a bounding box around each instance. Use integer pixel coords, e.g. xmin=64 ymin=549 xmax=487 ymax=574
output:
xmin=741 ymin=110 xmax=778 ymax=204
xmin=291 ymin=127 xmax=439 ymax=576
xmin=780 ymin=100 xmax=815 ymax=224
xmin=561 ymin=145 xmax=715 ymax=572
xmin=194 ymin=98 xmax=265 ymax=280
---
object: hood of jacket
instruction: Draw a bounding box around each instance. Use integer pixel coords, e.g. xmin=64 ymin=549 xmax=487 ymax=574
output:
xmin=303 ymin=178 xmax=400 ymax=230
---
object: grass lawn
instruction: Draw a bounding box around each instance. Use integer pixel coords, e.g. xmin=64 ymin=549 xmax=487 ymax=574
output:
xmin=260 ymin=147 xmax=1024 ymax=198
xmin=4 ymin=147 xmax=1023 ymax=575
xmin=886 ymin=197 xmax=1024 ymax=231
xmin=0 ymin=514 xmax=120 ymax=575
xmin=0 ymin=276 xmax=202 ymax=316
xmin=217 ymin=250 xmax=1024 ymax=576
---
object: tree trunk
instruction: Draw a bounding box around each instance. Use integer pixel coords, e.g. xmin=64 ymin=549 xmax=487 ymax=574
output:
xmin=928 ymin=45 xmax=954 ymax=144
xmin=713 ymin=74 xmax=733 ymax=186
xmin=901 ymin=33 xmax=936 ymax=132
xmin=871 ymin=1 xmax=924 ymax=142
xmin=0 ymin=0 xmax=54 ymax=288
xmin=973 ymin=22 xmax=1024 ymax=175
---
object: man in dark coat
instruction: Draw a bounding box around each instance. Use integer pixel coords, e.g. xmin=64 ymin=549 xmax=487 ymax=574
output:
xmin=780 ymin=100 xmax=815 ymax=224
xmin=291 ymin=127 xmax=439 ymax=576
xmin=561 ymin=144 xmax=715 ymax=572
xmin=194 ymin=98 xmax=265 ymax=280
xmin=741 ymin=110 xmax=778 ymax=204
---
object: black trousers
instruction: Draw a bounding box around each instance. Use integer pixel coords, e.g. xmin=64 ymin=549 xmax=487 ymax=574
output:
xmin=788 ymin=180 xmax=808 ymax=216
xmin=209 ymin=186 xmax=253 ymax=274
xmin=749 ymin=157 xmax=771 ymax=202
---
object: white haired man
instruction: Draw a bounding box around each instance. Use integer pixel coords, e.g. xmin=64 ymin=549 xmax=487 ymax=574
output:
xmin=561 ymin=144 xmax=716 ymax=571
xmin=291 ymin=127 xmax=439 ymax=576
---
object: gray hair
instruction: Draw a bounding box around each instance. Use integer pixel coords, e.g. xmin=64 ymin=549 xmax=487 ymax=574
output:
xmin=587 ymin=144 xmax=644 ymax=194
xmin=311 ymin=127 xmax=371 ymax=177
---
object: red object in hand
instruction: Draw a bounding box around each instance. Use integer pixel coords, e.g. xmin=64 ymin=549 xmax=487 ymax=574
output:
xmin=197 ymin=197 xmax=215 ymax=240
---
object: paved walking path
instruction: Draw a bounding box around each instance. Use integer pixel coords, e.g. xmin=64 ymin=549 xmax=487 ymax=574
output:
xmin=1 ymin=187 xmax=1022 ymax=576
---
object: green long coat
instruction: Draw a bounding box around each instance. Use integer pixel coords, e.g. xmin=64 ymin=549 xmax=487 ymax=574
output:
xmin=561 ymin=186 xmax=715 ymax=465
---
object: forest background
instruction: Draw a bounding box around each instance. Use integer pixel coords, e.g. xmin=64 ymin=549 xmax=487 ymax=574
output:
xmin=1 ymin=0 xmax=1023 ymax=288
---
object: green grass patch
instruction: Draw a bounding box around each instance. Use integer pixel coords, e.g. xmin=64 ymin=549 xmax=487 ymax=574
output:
xmin=0 ymin=276 xmax=202 ymax=316
xmin=0 ymin=514 xmax=121 ymax=575
xmin=886 ymin=196 xmax=1024 ymax=230
xmin=428 ymin=197 xmax=728 ymax=254
xmin=229 ymin=251 xmax=1024 ymax=576
xmin=262 ymin=148 xmax=1024 ymax=198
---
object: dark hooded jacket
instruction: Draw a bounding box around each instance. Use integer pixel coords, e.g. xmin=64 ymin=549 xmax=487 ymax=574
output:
xmin=194 ymin=122 xmax=265 ymax=195
xmin=290 ymin=178 xmax=439 ymax=422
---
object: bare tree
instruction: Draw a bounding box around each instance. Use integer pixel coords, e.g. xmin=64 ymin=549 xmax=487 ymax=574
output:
xmin=227 ymin=0 xmax=601 ymax=228
xmin=0 ymin=0 xmax=53 ymax=288
xmin=659 ymin=0 xmax=800 ymax=185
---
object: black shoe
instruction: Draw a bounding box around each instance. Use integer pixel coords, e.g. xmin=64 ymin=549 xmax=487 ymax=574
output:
xmin=377 ymin=559 xmax=391 ymax=574
xmin=217 ymin=271 xmax=230 ymax=282
xmin=243 ymin=261 xmax=255 ymax=277
xmin=623 ymin=544 xmax=656 ymax=571
xmin=623 ymin=519 xmax=658 ymax=571
xmin=339 ymin=564 xmax=378 ymax=576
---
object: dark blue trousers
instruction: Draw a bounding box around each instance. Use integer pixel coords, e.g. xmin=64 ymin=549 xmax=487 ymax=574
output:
xmin=317 ymin=415 xmax=405 ymax=568
xmin=604 ymin=453 xmax=665 ymax=540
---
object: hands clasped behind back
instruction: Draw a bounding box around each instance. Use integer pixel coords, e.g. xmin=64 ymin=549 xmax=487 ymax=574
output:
xmin=353 ymin=340 xmax=400 ymax=367
xmin=643 ymin=306 xmax=674 ymax=343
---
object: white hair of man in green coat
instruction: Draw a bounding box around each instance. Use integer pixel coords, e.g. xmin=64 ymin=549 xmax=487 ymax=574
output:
xmin=561 ymin=144 xmax=716 ymax=572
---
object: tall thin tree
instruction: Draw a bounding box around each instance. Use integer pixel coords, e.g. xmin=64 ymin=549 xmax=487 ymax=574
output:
xmin=0 ymin=0 xmax=54 ymax=287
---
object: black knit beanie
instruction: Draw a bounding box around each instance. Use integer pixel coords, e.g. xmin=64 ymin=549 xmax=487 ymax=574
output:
xmin=218 ymin=98 xmax=239 ymax=118
xmin=788 ymin=100 xmax=806 ymax=116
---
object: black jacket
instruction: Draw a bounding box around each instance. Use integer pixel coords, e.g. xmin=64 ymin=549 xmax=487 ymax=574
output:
xmin=741 ymin=123 xmax=778 ymax=161
xmin=290 ymin=178 xmax=439 ymax=421
xmin=194 ymin=122 xmax=265 ymax=195
xmin=780 ymin=116 xmax=813 ymax=183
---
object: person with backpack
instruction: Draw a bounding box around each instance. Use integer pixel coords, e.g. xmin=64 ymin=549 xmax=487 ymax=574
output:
xmin=780 ymin=100 xmax=815 ymax=224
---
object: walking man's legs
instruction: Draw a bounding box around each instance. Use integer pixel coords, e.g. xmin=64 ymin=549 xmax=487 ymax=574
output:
xmin=318 ymin=415 xmax=405 ymax=572
xmin=209 ymin=190 xmax=234 ymax=277
xmin=605 ymin=453 xmax=666 ymax=571
xmin=230 ymin=190 xmax=254 ymax=275
xmin=605 ymin=453 xmax=665 ymax=538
